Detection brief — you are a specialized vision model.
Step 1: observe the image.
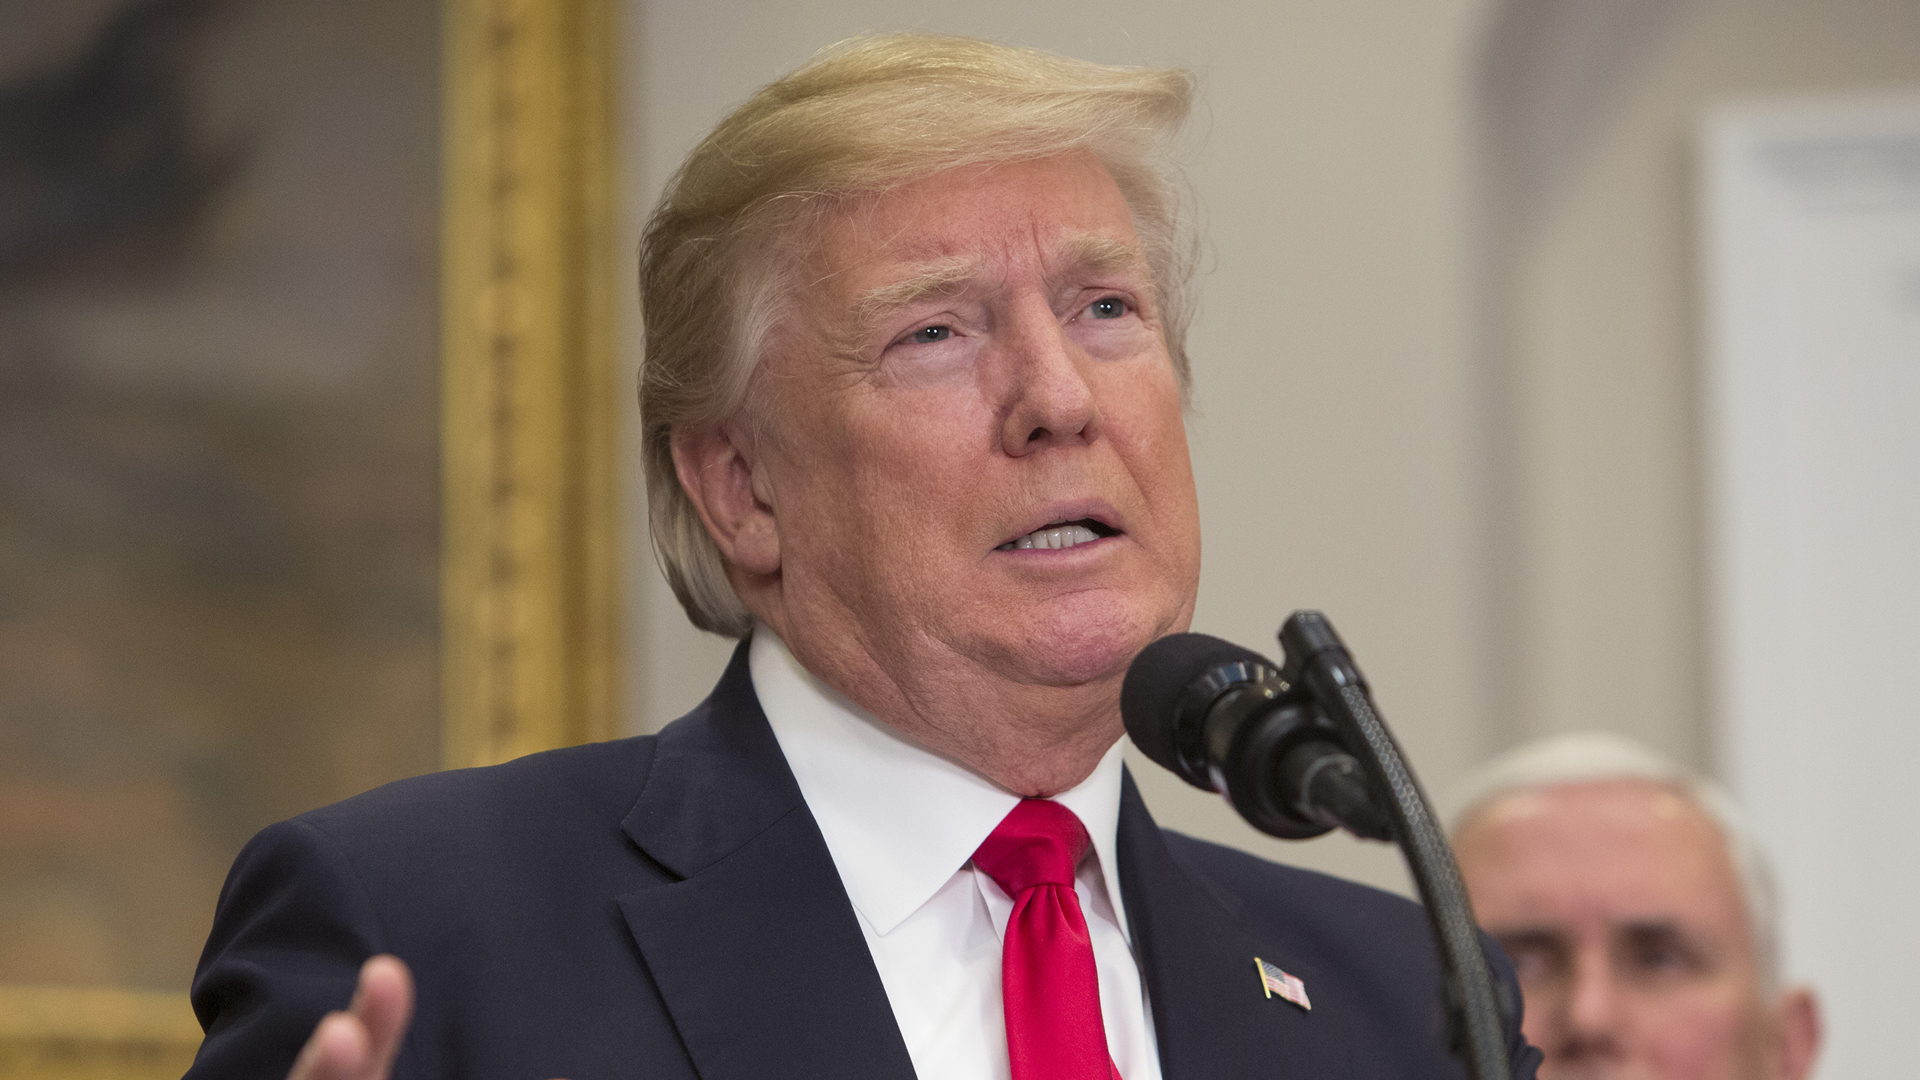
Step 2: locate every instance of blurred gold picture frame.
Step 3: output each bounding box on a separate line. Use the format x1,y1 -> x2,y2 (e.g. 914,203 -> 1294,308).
0,0 -> 619,1073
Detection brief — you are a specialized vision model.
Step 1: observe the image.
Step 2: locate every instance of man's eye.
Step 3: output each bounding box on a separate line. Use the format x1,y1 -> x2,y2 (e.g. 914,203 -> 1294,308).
1618,925 -> 1708,983
909,325 -> 952,344
1497,938 -> 1568,988
1627,939 -> 1693,975
1087,297 -> 1127,320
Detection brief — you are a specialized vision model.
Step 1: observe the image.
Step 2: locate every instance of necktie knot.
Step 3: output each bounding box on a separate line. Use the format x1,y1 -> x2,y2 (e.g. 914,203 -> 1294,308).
972,798 -> 1091,895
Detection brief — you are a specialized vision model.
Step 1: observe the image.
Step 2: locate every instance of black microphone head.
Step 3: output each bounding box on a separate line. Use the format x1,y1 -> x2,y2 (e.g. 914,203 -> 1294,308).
1122,632 -> 1278,787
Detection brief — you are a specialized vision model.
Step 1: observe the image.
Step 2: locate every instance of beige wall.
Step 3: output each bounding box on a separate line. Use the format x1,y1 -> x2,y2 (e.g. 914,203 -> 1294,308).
1481,0 -> 1920,767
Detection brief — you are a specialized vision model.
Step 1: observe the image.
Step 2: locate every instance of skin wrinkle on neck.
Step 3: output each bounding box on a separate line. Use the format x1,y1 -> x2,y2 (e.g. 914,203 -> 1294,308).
777,593 -> 1123,798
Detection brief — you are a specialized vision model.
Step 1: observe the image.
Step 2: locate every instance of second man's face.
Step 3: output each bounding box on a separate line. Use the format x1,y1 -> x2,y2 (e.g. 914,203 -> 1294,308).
1456,780 -> 1807,1080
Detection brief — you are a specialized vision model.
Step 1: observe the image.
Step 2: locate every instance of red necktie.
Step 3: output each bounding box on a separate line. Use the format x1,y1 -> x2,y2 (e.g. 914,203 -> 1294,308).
972,798 -> 1124,1080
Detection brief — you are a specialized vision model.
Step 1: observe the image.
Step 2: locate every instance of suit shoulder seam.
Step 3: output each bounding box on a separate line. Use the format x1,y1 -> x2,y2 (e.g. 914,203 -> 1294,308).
284,815 -> 396,954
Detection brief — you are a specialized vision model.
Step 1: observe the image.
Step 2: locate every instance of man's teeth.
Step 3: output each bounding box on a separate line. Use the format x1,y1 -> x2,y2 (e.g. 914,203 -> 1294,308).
999,523 -> 1101,551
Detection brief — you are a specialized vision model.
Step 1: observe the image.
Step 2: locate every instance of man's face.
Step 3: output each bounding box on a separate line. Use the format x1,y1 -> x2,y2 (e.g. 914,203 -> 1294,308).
1456,780 -> 1812,1080
745,151 -> 1201,703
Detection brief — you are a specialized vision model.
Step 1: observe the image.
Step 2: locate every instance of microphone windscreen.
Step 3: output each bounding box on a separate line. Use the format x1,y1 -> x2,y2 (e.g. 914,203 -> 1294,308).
1121,632 -> 1275,775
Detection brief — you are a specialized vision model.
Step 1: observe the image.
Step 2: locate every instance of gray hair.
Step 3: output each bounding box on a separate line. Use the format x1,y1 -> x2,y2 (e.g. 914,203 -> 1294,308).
1446,731 -> 1782,991
637,33 -> 1198,637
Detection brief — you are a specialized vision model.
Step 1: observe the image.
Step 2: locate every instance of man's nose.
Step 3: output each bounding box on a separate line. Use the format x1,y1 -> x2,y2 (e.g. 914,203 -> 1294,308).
1558,946 -> 1624,1057
997,299 -> 1100,456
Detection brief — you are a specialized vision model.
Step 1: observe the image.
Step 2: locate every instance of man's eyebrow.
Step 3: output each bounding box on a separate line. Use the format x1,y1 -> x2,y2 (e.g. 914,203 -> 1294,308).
822,257 -> 983,365
1050,233 -> 1150,281
853,235 -> 1149,323
849,256 -> 984,328
1489,926 -> 1568,950
1615,919 -> 1702,952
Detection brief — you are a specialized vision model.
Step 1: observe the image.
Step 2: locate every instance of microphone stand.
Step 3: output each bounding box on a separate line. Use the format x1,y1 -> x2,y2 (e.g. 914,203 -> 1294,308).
1278,612 -> 1511,1080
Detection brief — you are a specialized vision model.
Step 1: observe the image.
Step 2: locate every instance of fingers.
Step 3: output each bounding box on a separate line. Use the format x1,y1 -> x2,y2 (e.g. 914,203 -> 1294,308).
290,1011 -> 370,1080
351,955 -> 415,1076
287,955 -> 416,1080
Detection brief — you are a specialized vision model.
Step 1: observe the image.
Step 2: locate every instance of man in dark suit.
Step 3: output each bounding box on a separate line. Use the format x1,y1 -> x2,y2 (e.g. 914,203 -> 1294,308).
189,33 -> 1539,1080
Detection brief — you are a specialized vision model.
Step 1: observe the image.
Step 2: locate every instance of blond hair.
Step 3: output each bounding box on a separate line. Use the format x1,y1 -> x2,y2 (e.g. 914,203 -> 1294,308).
638,33 -> 1198,637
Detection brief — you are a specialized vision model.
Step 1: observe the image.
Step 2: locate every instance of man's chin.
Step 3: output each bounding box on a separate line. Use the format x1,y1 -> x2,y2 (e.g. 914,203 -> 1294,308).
974,606 -> 1166,688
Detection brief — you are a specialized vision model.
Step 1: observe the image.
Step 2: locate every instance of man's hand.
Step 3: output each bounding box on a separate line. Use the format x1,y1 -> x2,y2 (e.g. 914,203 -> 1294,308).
288,955 -> 414,1080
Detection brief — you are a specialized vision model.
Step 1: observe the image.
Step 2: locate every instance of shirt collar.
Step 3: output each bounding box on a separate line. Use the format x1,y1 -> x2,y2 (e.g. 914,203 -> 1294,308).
750,626 -> 1132,940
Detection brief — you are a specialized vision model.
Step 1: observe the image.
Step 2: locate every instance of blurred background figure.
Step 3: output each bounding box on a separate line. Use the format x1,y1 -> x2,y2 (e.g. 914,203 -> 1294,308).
1451,733 -> 1819,1080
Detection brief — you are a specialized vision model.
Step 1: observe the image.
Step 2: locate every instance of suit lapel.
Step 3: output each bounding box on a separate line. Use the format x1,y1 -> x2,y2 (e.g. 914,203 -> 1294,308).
617,648 -> 1360,1080
617,642 -> 916,1080
1118,770 -> 1354,1080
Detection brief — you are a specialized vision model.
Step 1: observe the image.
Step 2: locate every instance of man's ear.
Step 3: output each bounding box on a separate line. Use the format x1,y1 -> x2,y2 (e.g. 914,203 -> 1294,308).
1772,986 -> 1821,1080
670,422 -> 781,577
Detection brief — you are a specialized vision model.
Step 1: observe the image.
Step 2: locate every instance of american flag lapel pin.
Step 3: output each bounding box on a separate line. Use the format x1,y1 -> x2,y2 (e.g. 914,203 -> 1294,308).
1254,957 -> 1311,1011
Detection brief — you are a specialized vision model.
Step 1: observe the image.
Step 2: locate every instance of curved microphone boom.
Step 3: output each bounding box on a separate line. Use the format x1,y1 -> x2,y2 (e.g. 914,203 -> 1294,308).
1121,612 -> 1513,1080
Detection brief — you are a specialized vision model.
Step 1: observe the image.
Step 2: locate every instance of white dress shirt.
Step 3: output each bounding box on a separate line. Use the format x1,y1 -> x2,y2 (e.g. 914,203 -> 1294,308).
750,628 -> 1163,1080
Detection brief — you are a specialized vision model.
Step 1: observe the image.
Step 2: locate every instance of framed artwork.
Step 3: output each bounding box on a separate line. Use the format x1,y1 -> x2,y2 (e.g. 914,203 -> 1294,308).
0,0 -> 618,1073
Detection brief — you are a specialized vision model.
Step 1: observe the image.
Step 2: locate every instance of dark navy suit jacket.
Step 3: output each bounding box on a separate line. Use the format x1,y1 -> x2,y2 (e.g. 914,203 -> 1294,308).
188,643 -> 1541,1079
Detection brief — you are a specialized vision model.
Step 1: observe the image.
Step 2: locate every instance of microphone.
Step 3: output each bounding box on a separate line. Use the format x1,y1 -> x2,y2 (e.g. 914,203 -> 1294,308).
1123,614 -> 1514,1080
1120,632 -> 1393,842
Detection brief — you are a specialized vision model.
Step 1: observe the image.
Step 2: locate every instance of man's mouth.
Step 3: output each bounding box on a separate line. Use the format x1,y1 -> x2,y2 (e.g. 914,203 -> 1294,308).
995,518 -> 1119,552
